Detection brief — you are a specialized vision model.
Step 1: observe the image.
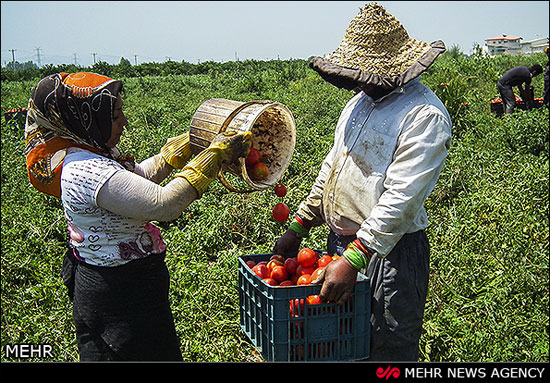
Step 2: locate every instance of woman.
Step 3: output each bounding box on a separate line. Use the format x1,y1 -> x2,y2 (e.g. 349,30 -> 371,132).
24,72 -> 250,361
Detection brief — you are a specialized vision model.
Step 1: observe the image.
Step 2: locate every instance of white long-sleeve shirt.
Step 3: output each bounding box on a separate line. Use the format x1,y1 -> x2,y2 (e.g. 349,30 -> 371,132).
296,77 -> 452,257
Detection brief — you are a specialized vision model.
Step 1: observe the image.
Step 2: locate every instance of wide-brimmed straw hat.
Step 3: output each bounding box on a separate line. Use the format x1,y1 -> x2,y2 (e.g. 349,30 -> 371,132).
310,2 -> 446,90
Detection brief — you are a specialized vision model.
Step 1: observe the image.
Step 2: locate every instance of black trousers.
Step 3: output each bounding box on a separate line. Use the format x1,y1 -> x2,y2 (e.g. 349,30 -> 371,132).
327,230 -> 430,361
62,249 -> 182,361
497,81 -> 516,114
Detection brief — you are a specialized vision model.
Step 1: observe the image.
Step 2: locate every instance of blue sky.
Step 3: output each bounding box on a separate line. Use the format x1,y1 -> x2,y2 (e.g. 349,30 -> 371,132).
1,1 -> 549,67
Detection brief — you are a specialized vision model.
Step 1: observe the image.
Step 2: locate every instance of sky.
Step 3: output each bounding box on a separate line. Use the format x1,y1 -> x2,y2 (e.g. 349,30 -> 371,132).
1,1 -> 549,67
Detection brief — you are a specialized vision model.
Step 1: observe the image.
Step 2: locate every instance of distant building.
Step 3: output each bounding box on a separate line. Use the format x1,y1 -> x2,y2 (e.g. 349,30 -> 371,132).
483,34 -> 549,56
520,37 -> 549,55
483,34 -> 522,56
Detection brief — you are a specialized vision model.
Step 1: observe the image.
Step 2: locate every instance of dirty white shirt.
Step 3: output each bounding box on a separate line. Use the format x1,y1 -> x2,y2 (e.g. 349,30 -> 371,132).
296,78 -> 452,257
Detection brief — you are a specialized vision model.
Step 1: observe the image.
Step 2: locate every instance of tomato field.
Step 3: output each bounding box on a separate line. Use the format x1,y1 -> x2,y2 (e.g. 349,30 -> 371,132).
1,49 -> 548,362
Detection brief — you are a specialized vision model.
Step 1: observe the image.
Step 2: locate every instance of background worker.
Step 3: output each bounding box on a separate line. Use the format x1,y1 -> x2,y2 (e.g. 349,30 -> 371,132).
275,3 -> 452,361
25,72 -> 251,361
497,64 -> 543,114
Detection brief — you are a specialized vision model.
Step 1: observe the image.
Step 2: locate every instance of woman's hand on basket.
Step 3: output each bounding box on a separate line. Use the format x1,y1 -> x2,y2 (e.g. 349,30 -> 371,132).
210,131 -> 252,164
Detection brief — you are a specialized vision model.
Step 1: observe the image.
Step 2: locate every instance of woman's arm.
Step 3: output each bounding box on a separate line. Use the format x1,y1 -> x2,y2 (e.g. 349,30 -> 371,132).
134,153 -> 174,184
96,170 -> 198,222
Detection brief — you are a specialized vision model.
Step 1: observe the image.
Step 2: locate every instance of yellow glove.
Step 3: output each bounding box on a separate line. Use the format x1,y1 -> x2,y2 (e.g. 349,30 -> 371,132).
161,133 -> 193,169
176,131 -> 252,196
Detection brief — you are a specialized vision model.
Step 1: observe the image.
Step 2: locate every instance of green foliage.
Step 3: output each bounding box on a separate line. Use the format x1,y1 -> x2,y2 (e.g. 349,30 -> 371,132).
1,53 -> 548,362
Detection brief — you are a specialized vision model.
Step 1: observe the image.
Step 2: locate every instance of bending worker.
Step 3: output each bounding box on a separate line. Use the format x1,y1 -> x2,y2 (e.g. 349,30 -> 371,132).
24,72 -> 251,361
275,3 -> 452,361
497,64 -> 543,114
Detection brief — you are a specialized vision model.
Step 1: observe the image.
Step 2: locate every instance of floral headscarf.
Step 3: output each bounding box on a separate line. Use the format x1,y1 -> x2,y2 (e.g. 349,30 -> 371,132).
24,72 -> 134,198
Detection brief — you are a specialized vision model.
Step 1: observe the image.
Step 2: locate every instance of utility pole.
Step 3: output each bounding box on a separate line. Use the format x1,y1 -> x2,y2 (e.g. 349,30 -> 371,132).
134,55 -> 138,65
35,47 -> 42,67
92,53 -> 97,65
9,49 -> 16,70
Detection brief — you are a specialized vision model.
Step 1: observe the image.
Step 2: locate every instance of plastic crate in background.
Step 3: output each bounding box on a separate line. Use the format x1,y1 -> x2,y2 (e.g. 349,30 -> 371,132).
238,252 -> 370,361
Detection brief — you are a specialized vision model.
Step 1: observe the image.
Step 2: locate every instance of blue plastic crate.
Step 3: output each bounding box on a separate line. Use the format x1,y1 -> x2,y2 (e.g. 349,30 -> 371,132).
238,252 -> 370,361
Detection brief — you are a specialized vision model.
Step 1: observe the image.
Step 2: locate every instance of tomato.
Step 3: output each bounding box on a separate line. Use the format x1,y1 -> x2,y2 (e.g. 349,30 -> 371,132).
317,254 -> 333,268
257,261 -> 268,267
289,298 -> 304,317
245,147 -> 261,167
271,265 -> 289,283
290,274 -> 299,285
297,274 -> 312,285
310,267 -> 324,282
297,248 -> 318,267
274,183 -> 287,197
246,260 -> 256,268
262,278 -> 278,286
251,162 -> 269,181
306,295 -> 323,305
272,203 -> 290,222
283,257 -> 299,276
332,255 -> 340,260
279,280 -> 294,287
296,264 -> 316,277
270,254 -> 285,263
267,259 -> 283,274
252,264 -> 269,279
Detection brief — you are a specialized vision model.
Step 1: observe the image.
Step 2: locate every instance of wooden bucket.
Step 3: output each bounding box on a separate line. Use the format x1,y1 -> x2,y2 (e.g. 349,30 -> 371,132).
189,98 -> 296,192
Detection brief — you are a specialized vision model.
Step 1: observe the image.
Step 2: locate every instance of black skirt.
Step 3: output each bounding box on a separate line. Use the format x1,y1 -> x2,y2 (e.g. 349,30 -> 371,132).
62,249 -> 183,361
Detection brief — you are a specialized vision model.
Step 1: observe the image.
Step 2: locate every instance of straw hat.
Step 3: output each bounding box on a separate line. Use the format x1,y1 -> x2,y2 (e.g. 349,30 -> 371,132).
310,2 -> 446,89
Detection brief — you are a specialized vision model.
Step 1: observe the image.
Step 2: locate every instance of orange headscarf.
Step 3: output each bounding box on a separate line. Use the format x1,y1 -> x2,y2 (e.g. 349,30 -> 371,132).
24,72 -> 126,197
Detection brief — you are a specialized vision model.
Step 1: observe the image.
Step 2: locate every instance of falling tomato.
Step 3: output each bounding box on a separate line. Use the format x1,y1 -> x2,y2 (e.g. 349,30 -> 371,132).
272,203 -> 290,222
274,184 -> 287,197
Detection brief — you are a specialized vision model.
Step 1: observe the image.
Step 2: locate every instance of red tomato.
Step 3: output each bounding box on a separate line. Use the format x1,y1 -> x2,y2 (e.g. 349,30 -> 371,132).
271,265 -> 288,283
279,280 -> 294,287
310,267 -> 324,282
263,278 -> 278,286
267,259 -> 283,274
297,274 -> 312,285
270,254 -> 285,263
317,255 -> 333,268
283,257 -> 299,276
289,298 -> 304,317
257,261 -> 268,267
252,264 -> 268,279
296,264 -> 316,277
306,295 -> 323,305
251,162 -> 269,181
274,183 -> 287,197
246,260 -> 256,269
245,147 -> 261,167
290,274 -> 299,285
297,248 -> 318,267
272,203 -> 290,222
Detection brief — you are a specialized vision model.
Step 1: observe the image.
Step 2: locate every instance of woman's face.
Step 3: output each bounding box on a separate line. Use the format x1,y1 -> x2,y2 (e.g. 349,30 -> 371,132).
106,97 -> 128,148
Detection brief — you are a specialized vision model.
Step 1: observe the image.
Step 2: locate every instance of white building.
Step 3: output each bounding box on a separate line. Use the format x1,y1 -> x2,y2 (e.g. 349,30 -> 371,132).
483,34 -> 549,56
520,37 -> 549,55
483,34 -> 522,56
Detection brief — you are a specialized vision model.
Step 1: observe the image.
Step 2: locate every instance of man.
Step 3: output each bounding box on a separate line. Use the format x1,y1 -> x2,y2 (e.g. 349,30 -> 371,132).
274,3 -> 452,361
497,64 -> 543,114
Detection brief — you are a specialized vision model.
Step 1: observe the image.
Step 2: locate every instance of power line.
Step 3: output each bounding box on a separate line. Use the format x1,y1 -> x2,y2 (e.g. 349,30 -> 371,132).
35,47 -> 42,67
9,49 -> 16,70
